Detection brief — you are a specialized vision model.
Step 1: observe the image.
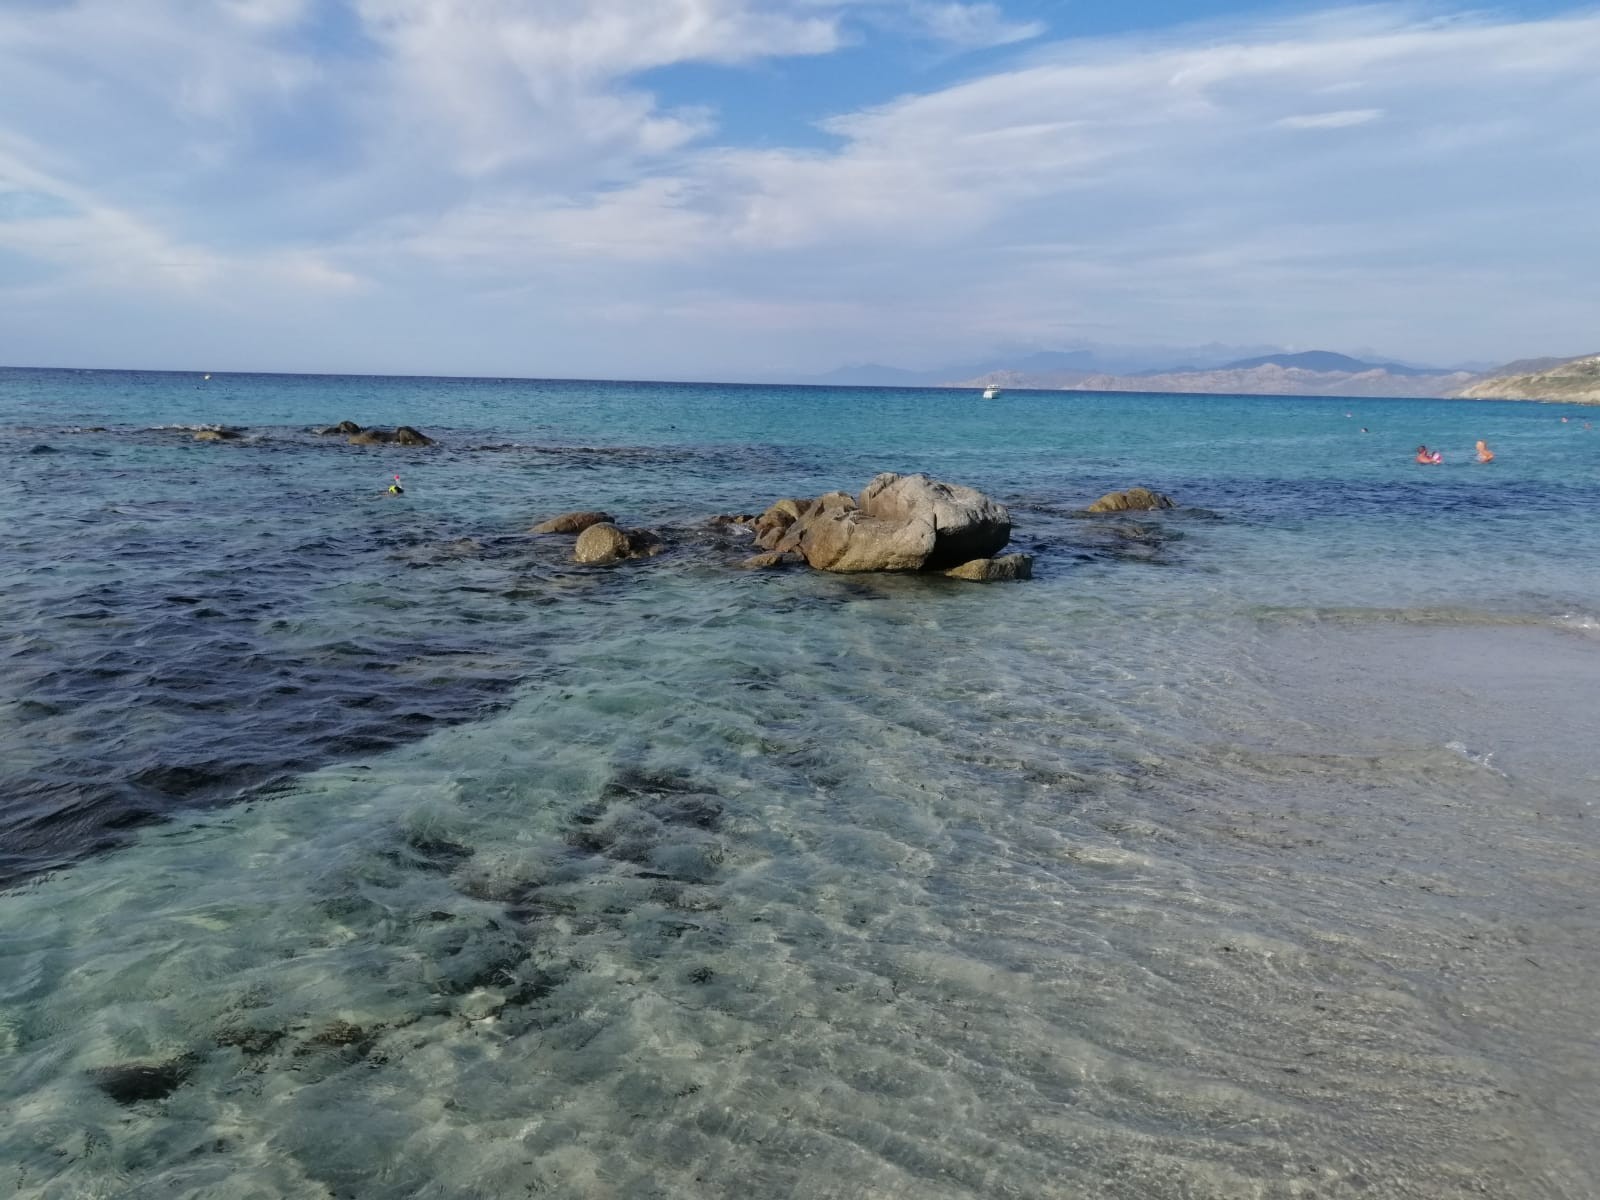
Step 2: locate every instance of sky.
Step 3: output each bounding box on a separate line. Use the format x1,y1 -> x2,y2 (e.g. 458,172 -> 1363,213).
1,0 -> 1597,379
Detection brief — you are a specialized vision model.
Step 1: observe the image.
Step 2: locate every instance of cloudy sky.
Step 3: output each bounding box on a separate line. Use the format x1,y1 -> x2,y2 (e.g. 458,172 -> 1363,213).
1,1 -> 1596,378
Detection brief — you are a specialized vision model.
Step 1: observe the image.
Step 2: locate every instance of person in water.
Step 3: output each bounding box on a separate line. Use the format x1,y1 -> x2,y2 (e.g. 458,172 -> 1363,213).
1415,445 -> 1443,464
1475,440 -> 1494,463
387,474 -> 404,495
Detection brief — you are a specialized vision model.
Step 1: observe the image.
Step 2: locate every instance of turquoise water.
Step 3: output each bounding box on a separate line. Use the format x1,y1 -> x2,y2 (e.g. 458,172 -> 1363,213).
2,368 -> 1598,1198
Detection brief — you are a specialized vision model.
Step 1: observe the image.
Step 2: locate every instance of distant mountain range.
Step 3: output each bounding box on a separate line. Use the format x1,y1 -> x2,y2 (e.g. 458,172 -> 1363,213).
793,343 -> 1283,388
938,350 -> 1600,401
796,347 -> 1600,401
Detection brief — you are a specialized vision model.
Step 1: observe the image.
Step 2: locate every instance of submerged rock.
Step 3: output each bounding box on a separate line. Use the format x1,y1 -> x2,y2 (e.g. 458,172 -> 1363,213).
779,473 -> 1012,573
394,425 -> 433,446
89,1055 -> 196,1104
1086,487 -> 1175,513
532,510 -> 614,535
943,553 -> 1033,581
316,420 -> 362,436
193,428 -> 242,442
740,550 -> 803,570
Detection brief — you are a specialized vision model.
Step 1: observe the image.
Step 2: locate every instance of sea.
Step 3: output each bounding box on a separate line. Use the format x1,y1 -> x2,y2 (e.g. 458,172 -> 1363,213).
2,366 -> 1597,1199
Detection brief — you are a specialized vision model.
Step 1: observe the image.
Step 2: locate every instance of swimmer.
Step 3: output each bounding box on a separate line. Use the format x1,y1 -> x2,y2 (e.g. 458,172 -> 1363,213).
1415,445 -> 1442,465
387,474 -> 404,495
1360,427 -> 1369,433
1475,440 -> 1494,463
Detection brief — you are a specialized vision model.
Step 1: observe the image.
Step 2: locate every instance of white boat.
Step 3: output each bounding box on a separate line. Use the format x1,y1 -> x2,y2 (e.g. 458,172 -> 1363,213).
982,384 -> 1001,399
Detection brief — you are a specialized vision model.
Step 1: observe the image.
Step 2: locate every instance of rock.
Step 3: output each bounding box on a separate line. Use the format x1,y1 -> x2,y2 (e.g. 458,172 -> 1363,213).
316,420 -> 362,435
789,473 -> 1011,572
532,510 -> 614,535
625,528 -> 664,557
574,523 -> 634,564
28,444 -> 57,454
193,428 -> 241,441
751,498 -> 814,549
943,554 -> 1033,581
740,550 -> 803,570
708,514 -> 758,527
1086,487 -> 1174,513
347,426 -> 434,446
89,1055 -> 196,1104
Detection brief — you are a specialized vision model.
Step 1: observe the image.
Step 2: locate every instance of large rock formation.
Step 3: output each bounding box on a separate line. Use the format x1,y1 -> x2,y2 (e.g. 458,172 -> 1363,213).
754,473 -> 1017,576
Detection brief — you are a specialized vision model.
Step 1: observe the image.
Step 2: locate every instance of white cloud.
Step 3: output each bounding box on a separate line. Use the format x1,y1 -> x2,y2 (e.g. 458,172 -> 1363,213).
2,4 -> 1599,374
1276,108 -> 1384,128
905,2 -> 1045,49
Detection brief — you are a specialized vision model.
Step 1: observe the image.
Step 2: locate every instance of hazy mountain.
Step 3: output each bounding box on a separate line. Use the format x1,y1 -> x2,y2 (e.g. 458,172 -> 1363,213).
1219,351 -> 1453,377
1459,354 -> 1600,401
791,342 -> 1281,387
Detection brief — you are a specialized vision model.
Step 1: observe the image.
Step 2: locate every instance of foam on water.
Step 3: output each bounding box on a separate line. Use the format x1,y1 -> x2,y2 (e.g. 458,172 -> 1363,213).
3,369 -> 1600,1197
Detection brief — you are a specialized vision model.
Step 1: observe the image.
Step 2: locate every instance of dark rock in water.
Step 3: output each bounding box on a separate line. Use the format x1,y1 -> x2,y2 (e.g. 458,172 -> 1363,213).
709,513 -> 757,528
193,428 -> 242,442
1086,487 -> 1175,513
532,510 -> 614,535
89,1054 -> 196,1104
348,426 -> 434,446
776,473 -> 1012,573
316,420 -> 362,435
28,444 -> 57,454
943,553 -> 1033,581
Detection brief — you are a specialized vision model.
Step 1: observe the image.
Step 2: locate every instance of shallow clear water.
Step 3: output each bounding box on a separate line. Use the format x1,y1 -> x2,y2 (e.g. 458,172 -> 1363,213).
2,368 -> 1597,1198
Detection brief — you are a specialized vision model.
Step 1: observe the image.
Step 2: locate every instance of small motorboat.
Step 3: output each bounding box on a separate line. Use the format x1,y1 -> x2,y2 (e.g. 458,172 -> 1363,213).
982,384 -> 1001,400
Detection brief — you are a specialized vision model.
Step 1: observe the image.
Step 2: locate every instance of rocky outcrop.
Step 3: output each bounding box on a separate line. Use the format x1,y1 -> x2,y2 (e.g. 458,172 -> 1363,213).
574,523 -> 662,565
316,420 -> 362,436
193,428 -> 242,442
531,510 -> 614,535
1086,487 -> 1174,513
348,425 -> 435,446
752,474 -> 1016,578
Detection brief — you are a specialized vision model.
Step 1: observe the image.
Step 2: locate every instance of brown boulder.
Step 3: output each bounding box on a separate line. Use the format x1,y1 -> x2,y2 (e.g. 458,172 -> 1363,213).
943,554 -> 1033,582
573,523 -> 662,564
574,523 -> 632,564
193,429 -> 242,442
394,426 -> 434,446
316,420 -> 362,435
1086,487 -> 1174,513
347,429 -> 392,445
532,510 -> 614,535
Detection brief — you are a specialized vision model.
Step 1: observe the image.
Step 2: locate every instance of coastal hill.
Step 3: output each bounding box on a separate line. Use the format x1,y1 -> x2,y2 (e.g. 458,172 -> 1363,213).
1458,354 -> 1600,401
